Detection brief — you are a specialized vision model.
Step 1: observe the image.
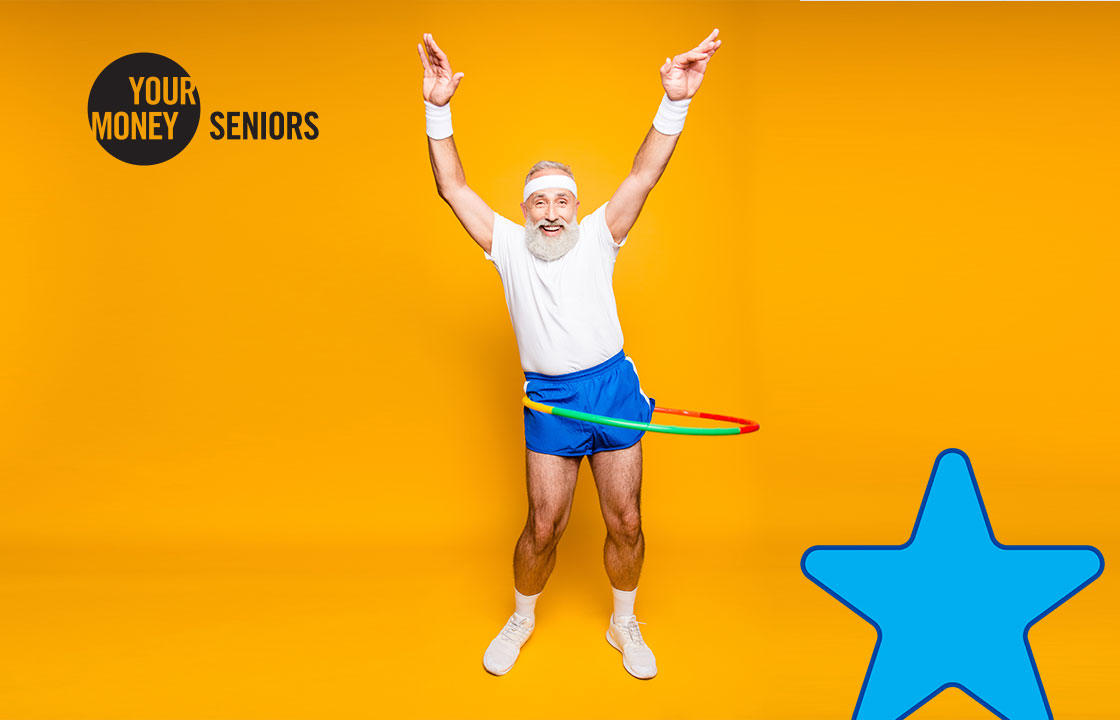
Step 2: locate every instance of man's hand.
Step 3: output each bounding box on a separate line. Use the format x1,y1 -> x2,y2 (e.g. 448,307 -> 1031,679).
418,32 -> 464,106
660,28 -> 721,101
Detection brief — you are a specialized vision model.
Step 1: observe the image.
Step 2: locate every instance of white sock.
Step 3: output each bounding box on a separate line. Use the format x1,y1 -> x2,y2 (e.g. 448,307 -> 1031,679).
514,588 -> 540,621
612,585 -> 637,623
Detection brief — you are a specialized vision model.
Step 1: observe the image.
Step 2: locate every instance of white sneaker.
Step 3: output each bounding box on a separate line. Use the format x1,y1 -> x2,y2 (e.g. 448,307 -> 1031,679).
606,614 -> 657,679
483,613 -> 535,676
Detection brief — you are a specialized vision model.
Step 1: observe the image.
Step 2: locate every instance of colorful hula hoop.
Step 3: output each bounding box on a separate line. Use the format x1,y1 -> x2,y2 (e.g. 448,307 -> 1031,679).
522,397 -> 759,436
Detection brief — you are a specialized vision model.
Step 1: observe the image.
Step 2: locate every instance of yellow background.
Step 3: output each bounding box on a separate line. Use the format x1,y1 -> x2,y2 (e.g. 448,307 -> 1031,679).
1,1 -> 1117,718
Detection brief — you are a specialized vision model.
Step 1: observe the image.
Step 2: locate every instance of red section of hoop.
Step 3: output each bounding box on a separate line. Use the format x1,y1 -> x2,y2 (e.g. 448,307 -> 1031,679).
653,406 -> 760,434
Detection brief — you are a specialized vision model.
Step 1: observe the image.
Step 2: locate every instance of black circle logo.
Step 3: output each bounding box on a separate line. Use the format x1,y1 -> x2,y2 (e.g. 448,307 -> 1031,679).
88,53 -> 201,165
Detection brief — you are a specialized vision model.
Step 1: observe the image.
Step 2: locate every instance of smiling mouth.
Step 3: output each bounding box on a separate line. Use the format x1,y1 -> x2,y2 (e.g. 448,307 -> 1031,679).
541,224 -> 563,235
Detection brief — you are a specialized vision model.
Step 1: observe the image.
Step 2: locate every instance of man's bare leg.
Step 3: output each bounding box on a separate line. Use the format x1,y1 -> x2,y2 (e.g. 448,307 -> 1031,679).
590,441 -> 657,679
484,449 -> 580,676
514,449 -> 581,594
589,442 -> 644,590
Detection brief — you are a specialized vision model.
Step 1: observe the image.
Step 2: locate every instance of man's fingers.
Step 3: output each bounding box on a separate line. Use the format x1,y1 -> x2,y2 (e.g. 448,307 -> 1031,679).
423,34 -> 447,69
666,29 -> 721,70
670,47 -> 714,68
428,34 -> 450,62
417,42 -> 432,73
692,28 -> 720,53
429,45 -> 452,72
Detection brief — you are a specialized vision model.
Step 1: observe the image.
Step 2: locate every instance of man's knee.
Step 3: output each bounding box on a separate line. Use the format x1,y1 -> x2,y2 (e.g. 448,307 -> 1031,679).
605,507 -> 642,546
527,509 -> 568,551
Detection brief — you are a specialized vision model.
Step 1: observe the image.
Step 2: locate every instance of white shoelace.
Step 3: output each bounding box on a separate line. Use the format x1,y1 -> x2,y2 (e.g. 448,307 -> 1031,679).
498,615 -> 532,644
620,618 -> 647,645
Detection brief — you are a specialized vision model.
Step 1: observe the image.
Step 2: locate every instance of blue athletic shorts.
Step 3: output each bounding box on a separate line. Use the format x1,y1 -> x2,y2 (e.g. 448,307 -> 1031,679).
523,350 -> 656,457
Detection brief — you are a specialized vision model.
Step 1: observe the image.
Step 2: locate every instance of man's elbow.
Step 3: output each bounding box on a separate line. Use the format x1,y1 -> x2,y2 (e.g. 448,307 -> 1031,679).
435,181 -> 457,205
435,176 -> 463,199
626,171 -> 659,199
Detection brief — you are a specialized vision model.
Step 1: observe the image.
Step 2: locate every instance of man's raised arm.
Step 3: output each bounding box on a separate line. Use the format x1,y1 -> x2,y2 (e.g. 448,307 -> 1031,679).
418,33 -> 495,253
605,29 -> 722,244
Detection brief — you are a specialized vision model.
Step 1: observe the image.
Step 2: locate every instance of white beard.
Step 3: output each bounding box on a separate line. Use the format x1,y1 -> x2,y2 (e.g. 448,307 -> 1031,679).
525,216 -> 580,261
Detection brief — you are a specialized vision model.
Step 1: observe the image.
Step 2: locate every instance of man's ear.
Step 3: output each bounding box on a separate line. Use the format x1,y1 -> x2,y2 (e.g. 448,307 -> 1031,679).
520,202 -> 528,219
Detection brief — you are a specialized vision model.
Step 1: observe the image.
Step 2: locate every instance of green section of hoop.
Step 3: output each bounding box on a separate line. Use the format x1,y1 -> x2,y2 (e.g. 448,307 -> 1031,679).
525,397 -> 745,436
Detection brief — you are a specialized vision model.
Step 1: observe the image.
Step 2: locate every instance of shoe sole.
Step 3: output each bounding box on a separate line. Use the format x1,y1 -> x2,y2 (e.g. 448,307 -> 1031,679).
483,658 -> 513,677
606,629 -> 657,680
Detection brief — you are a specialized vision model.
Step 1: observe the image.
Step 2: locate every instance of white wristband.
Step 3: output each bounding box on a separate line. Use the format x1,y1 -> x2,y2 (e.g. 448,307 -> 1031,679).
652,94 -> 691,135
425,100 -> 453,140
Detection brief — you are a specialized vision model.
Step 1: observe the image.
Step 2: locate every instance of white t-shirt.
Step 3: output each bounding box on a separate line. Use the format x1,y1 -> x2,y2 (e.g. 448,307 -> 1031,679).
485,202 -> 629,375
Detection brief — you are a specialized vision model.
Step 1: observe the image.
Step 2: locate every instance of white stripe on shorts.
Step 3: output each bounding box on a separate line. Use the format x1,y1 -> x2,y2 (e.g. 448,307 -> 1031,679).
625,356 -> 651,407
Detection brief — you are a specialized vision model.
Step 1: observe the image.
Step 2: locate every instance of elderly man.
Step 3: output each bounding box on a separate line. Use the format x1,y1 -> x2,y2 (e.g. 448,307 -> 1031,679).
418,29 -> 720,679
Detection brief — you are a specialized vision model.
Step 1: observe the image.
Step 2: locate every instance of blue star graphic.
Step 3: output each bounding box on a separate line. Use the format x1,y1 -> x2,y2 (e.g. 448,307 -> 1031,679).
801,449 -> 1103,720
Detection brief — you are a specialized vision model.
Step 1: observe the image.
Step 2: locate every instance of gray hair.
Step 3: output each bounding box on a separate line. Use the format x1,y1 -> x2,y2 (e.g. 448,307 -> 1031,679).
524,160 -> 574,186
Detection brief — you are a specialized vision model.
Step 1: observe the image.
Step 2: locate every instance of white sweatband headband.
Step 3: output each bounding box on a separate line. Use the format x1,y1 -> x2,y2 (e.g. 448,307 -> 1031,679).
424,100 -> 453,140
653,94 -> 692,135
522,175 -> 578,202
